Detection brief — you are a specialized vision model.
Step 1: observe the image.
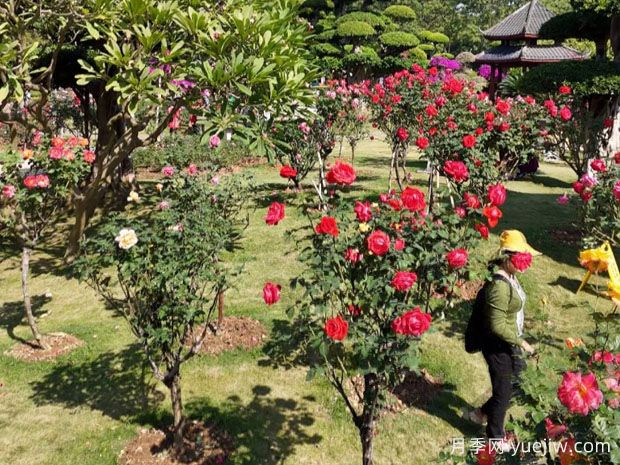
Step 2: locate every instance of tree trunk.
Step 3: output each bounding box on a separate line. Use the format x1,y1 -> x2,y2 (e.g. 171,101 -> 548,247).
351,142 -> 356,163
21,246 -> 48,349
168,372 -> 185,454
359,373 -> 379,465
217,291 -> 225,326
611,16 -> 620,63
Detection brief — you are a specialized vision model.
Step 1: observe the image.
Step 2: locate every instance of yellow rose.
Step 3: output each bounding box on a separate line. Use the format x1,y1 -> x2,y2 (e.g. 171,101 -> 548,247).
127,191 -> 140,203
156,183 -> 164,192
115,228 -> 138,250
359,222 -> 370,233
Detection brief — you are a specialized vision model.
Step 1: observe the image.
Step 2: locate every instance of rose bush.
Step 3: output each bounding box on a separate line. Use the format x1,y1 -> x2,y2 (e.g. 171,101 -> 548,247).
74,167 -> 249,453
0,136 -> 91,348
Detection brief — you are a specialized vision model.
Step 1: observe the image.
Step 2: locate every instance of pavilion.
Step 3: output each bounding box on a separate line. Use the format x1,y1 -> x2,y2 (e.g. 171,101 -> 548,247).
475,0 -> 587,97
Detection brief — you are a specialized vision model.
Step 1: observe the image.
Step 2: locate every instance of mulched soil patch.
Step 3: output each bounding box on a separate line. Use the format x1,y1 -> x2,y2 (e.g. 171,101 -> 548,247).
346,369 -> 443,416
119,421 -> 233,465
550,228 -> 582,246
6,332 -> 84,362
459,280 -> 484,301
190,317 -> 267,356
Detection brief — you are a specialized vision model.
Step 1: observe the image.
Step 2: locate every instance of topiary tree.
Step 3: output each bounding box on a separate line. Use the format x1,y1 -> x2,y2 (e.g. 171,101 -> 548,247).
379,31 -> 420,50
0,0 -> 315,257
75,167 -> 249,454
383,5 -> 417,21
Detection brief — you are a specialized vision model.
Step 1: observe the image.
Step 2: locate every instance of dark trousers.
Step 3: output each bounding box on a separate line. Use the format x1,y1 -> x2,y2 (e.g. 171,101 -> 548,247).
480,347 -> 525,439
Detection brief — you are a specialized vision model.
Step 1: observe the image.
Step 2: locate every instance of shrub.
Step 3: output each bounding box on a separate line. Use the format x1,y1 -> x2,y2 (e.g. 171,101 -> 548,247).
342,46 -> 382,68
336,12 -> 387,28
519,60 -> 620,96
75,168 -> 249,454
312,42 -> 342,56
379,31 -> 420,49
336,21 -> 377,38
455,51 -> 476,64
418,43 -> 435,52
383,5 -> 417,21
408,47 -> 429,61
539,10 -> 610,41
417,30 -> 450,44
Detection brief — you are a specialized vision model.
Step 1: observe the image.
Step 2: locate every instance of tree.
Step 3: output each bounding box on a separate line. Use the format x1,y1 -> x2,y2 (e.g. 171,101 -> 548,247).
75,167 -> 249,453
0,136 -> 91,349
0,0 -> 315,257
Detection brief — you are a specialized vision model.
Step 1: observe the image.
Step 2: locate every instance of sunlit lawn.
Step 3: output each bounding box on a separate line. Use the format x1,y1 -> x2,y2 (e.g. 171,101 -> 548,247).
0,137 -> 606,465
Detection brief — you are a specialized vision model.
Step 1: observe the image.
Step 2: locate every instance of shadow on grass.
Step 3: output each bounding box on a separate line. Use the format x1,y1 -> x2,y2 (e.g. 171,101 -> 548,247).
529,174 -> 572,190
0,294 -> 52,344
29,343 -> 162,420
419,382 -> 482,437
138,385 -> 322,465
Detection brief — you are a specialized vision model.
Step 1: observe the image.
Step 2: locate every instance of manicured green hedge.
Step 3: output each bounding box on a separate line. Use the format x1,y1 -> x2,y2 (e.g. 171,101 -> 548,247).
342,46 -> 381,67
383,5 -> 416,20
379,31 -> 420,48
336,21 -> 377,37
417,30 -> 450,44
408,47 -> 428,61
337,12 -> 387,28
312,43 -> 342,56
519,60 -> 620,96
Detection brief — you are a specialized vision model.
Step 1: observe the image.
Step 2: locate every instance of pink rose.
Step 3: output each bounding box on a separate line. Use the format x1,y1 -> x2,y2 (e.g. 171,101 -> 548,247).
265,202 -> 285,226
557,371 -> 603,415
2,184 -> 16,199
354,201 -> 372,222
209,134 -> 221,149
162,166 -> 175,177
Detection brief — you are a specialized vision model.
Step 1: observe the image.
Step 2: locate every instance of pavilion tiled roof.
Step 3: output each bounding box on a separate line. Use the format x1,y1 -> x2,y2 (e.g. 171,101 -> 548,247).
482,0 -> 556,40
475,45 -> 588,64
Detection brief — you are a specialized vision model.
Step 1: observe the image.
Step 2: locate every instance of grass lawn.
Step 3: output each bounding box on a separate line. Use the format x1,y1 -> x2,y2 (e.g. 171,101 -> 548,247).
0,137 -> 609,465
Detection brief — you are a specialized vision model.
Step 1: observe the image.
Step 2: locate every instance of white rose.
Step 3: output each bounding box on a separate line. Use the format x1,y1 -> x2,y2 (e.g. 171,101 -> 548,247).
127,191 -> 140,203
115,228 -> 138,250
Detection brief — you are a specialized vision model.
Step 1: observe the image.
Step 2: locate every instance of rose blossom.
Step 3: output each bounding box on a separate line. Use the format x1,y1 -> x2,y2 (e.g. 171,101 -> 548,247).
158,200 -> 170,211
544,418 -> 567,439
391,307 -> 431,337
391,271 -> 417,292
161,166 -> 175,177
475,223 -> 489,239
464,192 -> 481,209
443,160 -> 469,183
2,184 -> 16,199
263,282 -> 281,305
557,194 -> 570,205
557,371 -> 603,415
49,146 -> 64,160
487,183 -> 506,206
615,152 -> 620,164
326,161 -> 356,185
127,191 -> 140,203
51,136 -> 64,148
483,205 -> 503,228
279,165 -> 297,179
415,136 -> 429,150
354,201 -> 372,222
446,248 -> 468,269
265,202 -> 285,225
115,228 -> 138,250
401,187 -> 426,212
396,127 -> 409,141
187,164 -> 198,176
591,159 -> 606,172
462,134 -> 477,149
209,134 -> 221,149
83,150 -> 96,164
344,248 -> 363,263
315,216 -> 339,237
367,230 -> 391,256
394,238 -> 405,251
35,174 -> 50,188
559,106 -> 572,121
559,85 -> 572,94
324,315 -> 348,341
613,181 -> 620,202
510,252 -> 532,272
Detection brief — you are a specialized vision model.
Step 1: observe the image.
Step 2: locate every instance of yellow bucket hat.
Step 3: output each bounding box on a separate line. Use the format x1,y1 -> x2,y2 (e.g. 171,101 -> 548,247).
499,230 -> 542,256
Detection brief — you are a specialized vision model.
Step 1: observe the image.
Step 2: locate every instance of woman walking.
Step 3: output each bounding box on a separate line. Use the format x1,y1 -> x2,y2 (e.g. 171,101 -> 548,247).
466,230 -> 539,446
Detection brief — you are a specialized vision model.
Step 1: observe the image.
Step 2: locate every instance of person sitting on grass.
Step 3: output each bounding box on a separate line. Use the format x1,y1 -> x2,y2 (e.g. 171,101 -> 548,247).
464,230 -> 540,449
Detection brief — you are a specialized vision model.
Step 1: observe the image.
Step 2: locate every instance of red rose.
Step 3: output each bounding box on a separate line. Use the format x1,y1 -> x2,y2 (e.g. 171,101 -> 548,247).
476,443 -> 496,465
462,134 -> 477,149
315,216 -> 339,237
495,99 -> 511,115
391,307 -> 431,337
443,160 -> 469,183
475,127 -> 483,135
483,205 -> 503,228
324,315 -> 348,341
497,121 -> 510,132
279,165 -> 297,179
559,106 -> 572,121
265,202 -> 285,225
396,127 -> 409,142
590,159 -> 606,172
425,105 -> 438,117
348,305 -> 361,316
615,152 -> 620,164
83,150 -> 96,164
401,187 -> 426,212
344,248 -> 363,263
354,200 -> 372,222
415,136 -> 429,150
326,161 -> 356,185
580,191 -> 592,203
559,85 -> 572,95
388,198 -> 403,211
604,118 -> 614,129
367,230 -> 391,256
572,181 -> 585,194
475,223 -> 489,239
394,238 -> 405,251
23,175 -> 37,189
484,112 -> 495,123
36,174 -> 50,188
487,183 -> 507,206
510,252 -> 532,272
263,282 -> 281,305
446,248 -> 468,269
464,192 -> 481,209
391,271 -> 417,292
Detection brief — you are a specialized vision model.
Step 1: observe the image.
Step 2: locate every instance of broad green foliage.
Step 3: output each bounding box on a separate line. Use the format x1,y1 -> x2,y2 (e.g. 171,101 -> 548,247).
379,31 -> 420,49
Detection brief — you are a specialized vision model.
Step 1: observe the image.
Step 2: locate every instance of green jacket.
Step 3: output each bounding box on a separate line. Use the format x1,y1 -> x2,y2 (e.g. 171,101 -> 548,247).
483,276 -> 523,347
